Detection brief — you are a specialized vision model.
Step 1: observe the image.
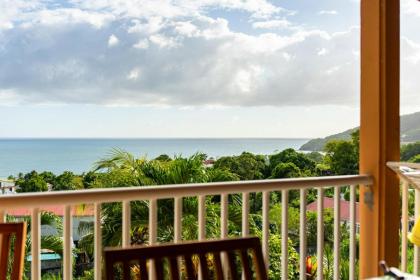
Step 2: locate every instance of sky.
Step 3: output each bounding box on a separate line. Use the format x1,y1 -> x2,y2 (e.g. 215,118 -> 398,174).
0,0 -> 419,138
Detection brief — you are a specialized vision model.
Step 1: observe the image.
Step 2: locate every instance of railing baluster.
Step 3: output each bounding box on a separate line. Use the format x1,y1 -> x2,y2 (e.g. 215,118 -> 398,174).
64,205 -> 73,280
241,192 -> 250,280
402,181 -> 409,272
242,192 -> 250,237
149,198 -> 158,244
262,191 -> 270,271
333,187 -> 341,280
415,188 -> 420,275
349,185 -> 356,280
300,189 -> 307,280
198,195 -> 206,280
174,197 -> 182,243
31,208 -> 41,280
94,203 -> 102,280
149,198 -> 158,280
221,194 -> 228,239
122,200 -> 131,247
282,190 -> 289,280
317,188 -> 324,280
198,195 -> 206,240
221,193 -> 229,278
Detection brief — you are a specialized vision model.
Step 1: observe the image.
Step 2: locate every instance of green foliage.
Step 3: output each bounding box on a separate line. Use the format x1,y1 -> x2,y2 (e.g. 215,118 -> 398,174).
16,171 -> 48,192
214,152 -> 266,180
207,168 -> 240,182
409,154 -> 420,163
305,152 -> 324,163
81,171 -> 98,189
323,130 -> 359,175
270,162 -> 302,179
154,154 -> 172,162
39,171 -> 56,184
53,171 -> 77,190
269,148 -> 315,175
401,142 -> 420,161
267,235 -> 300,279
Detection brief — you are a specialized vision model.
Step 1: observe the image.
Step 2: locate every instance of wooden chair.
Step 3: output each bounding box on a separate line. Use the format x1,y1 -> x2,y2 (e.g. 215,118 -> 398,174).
104,236 -> 267,280
0,222 -> 27,280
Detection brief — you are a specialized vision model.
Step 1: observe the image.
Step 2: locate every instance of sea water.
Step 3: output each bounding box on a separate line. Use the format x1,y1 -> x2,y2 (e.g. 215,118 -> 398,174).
0,138 -> 308,176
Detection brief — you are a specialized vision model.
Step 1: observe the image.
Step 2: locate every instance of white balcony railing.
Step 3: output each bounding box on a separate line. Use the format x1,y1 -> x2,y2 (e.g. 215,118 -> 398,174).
0,175 -> 372,280
389,162 -> 420,274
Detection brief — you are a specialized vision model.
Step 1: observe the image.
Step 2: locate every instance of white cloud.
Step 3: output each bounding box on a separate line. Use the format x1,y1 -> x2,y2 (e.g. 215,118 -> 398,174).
173,21 -> 198,37
149,34 -> 179,48
317,48 -> 328,56
108,34 -> 119,47
252,19 -> 291,29
402,0 -> 420,17
133,39 -> 150,49
6,0 -> 420,111
0,17 -> 361,107
128,17 -> 165,34
127,68 -> 141,80
318,10 -> 338,15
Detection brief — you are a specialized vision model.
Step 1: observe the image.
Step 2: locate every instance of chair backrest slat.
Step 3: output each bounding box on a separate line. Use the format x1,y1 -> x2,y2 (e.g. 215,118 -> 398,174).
198,253 -> 209,279
168,257 -> 180,280
123,261 -> 131,279
104,237 -> 267,280
239,249 -> 253,280
183,254 -> 196,280
0,223 -> 27,280
0,233 -> 12,278
227,251 -> 239,280
212,251 -> 224,280
154,258 -> 164,280
138,258 -> 148,279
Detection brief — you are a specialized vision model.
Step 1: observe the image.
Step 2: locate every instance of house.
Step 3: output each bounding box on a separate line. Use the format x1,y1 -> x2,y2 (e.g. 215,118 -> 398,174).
7,205 -> 94,242
0,178 -> 17,195
307,197 -> 360,230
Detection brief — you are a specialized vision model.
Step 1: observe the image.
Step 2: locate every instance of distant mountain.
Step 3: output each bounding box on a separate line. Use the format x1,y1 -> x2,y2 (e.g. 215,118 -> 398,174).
300,111 -> 420,151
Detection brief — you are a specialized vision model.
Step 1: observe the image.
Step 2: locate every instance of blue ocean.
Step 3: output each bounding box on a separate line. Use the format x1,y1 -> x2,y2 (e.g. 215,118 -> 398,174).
0,138 -> 308,176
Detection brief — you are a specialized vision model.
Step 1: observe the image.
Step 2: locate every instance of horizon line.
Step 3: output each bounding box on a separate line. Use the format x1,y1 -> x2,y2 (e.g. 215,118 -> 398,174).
0,137 -> 312,140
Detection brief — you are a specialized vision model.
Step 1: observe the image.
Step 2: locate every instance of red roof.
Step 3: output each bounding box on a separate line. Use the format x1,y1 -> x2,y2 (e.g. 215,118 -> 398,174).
307,197 -> 360,224
7,205 -> 94,217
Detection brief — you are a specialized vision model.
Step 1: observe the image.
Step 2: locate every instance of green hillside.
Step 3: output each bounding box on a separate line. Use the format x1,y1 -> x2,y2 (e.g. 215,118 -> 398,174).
300,111 -> 420,151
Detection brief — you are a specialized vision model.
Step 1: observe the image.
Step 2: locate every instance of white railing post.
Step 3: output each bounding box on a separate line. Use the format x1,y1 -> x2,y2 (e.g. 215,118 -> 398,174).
94,203 -> 102,280
317,188 -> 324,280
300,189 -> 307,280
262,191 -> 270,271
333,187 -> 341,280
64,205 -> 73,280
31,208 -> 41,280
149,198 -> 157,280
242,192 -> 250,237
242,192 -> 250,280
198,195 -> 206,240
221,193 -> 229,277
174,197 -> 182,243
122,200 -> 131,247
221,194 -> 228,238
198,195 -> 206,280
401,181 -> 409,272
282,190 -> 289,280
349,185 -> 356,280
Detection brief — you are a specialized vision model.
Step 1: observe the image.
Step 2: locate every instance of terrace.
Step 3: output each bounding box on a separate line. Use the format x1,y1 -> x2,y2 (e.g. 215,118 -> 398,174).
0,0 -> 412,279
